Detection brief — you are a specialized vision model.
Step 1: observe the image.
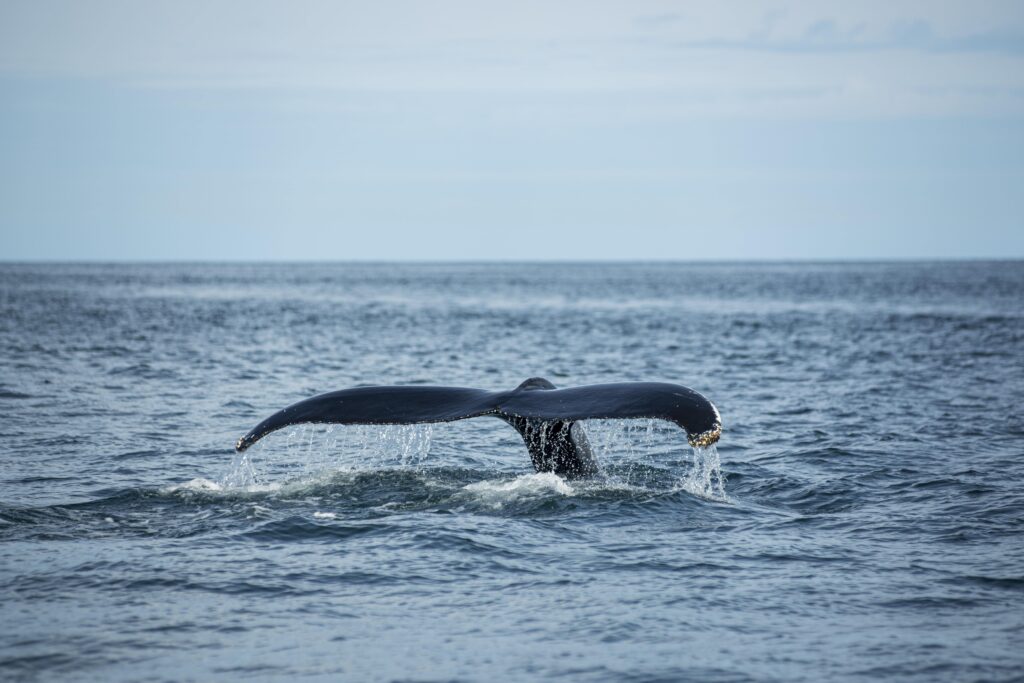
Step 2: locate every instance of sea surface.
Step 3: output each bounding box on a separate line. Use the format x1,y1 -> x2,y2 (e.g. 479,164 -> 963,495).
1,262 -> 1022,682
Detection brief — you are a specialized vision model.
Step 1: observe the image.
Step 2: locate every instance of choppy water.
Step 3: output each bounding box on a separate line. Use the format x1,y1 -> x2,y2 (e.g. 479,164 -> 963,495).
1,262 -> 1022,682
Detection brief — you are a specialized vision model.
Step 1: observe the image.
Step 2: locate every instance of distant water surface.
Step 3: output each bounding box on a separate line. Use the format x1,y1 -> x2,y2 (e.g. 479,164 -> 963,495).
1,262 -> 1022,682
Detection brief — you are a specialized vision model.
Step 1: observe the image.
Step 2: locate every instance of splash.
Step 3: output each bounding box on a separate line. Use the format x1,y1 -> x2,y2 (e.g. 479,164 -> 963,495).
218,423 -> 434,488
583,418 -> 728,501
211,418 -> 726,503
584,418 -> 661,461
680,444 -> 728,502
221,449 -> 257,488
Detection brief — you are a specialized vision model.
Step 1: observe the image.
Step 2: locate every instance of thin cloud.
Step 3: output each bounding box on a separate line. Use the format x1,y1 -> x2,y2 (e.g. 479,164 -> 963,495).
633,12 -> 683,30
675,20 -> 1024,55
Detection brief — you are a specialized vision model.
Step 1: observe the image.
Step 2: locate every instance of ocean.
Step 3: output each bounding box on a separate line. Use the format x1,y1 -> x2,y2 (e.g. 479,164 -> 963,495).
1,262 -> 1022,682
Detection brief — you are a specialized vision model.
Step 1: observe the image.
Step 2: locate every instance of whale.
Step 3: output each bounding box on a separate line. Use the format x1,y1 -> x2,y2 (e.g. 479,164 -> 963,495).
235,378 -> 722,477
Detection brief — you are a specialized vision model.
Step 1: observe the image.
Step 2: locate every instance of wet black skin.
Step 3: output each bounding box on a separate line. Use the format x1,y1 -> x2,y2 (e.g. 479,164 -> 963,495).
235,377 -> 721,478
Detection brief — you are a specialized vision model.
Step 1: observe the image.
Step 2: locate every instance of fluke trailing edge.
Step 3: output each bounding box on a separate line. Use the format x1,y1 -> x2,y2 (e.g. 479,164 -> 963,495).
235,378 -> 722,477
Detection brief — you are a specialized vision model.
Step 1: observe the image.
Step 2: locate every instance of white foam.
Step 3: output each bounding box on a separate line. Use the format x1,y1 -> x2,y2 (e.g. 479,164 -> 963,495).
162,477 -> 223,493
462,472 -> 574,508
313,511 -> 337,519
161,477 -> 283,496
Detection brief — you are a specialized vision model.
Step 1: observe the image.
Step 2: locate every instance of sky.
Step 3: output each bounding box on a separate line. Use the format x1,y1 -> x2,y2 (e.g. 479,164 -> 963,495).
1,0 -> 1022,260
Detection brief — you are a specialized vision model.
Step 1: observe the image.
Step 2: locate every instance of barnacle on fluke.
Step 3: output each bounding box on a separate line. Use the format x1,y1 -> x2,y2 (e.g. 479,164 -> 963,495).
688,423 -> 723,449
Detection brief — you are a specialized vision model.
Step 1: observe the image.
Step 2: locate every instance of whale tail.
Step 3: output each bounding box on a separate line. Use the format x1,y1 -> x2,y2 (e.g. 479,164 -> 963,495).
235,378 -> 721,477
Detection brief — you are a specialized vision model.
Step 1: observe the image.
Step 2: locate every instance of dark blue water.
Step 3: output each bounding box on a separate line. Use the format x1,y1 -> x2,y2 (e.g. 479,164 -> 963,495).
1,262 -> 1022,682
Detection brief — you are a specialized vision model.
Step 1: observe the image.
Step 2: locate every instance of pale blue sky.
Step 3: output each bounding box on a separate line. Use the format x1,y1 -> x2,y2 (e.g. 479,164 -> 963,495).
1,0 -> 1022,260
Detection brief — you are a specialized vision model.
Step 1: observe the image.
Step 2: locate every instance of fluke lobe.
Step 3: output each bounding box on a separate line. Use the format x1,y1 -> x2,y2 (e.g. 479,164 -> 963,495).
235,378 -> 722,478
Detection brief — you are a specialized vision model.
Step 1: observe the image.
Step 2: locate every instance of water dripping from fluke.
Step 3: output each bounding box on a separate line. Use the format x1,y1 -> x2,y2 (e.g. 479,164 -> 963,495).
212,418 -> 728,506
680,444 -> 729,503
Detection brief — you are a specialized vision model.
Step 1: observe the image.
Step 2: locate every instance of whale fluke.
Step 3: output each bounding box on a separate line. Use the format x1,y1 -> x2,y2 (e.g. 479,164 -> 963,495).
235,378 -> 721,477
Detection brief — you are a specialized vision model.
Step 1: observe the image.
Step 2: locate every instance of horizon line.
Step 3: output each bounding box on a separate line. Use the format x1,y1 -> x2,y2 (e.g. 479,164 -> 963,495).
1,257 -> 1022,266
